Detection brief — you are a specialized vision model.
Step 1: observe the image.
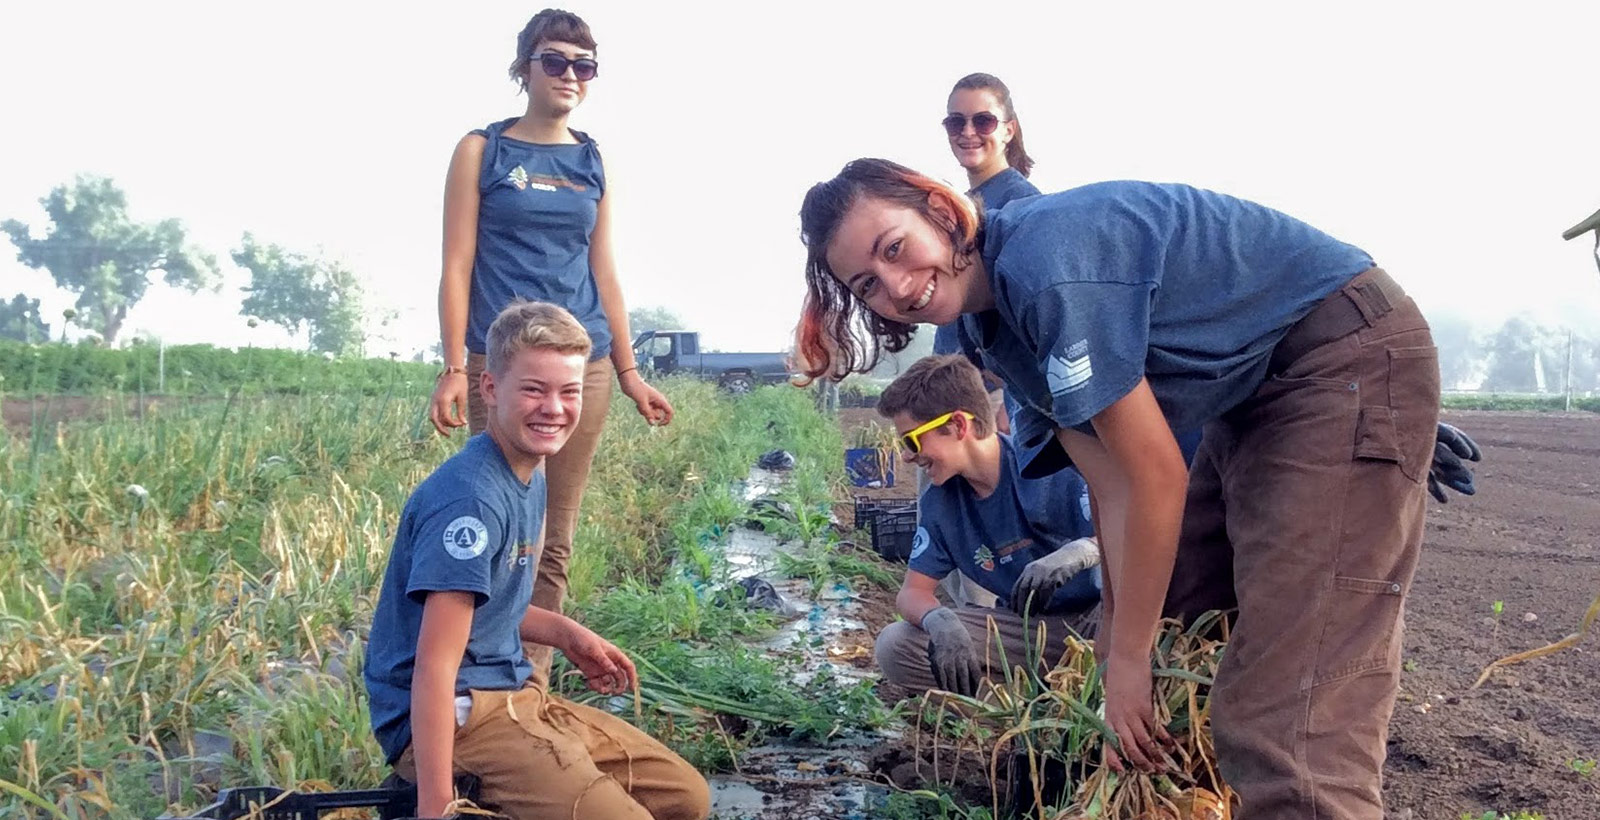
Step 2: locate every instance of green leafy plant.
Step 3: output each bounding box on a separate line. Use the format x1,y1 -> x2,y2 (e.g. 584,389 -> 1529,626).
1567,757 -> 1597,777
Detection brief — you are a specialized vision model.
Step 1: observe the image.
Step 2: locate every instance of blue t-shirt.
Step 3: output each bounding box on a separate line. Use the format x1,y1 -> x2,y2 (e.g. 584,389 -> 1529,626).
467,118 -> 611,360
363,433 -> 547,764
933,168 -> 1041,358
954,181 -> 1373,477
909,434 -> 1100,613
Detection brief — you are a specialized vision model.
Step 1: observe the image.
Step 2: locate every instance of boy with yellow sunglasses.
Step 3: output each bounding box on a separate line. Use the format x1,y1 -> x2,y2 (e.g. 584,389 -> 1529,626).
873,354 -> 1181,695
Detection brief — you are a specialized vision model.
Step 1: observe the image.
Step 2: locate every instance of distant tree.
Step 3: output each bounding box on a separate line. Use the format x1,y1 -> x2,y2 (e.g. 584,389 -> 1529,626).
1,175 -> 218,346
629,306 -> 684,337
233,233 -> 366,357
1427,313 -> 1481,390
0,293 -> 50,343
1481,316 -> 1568,392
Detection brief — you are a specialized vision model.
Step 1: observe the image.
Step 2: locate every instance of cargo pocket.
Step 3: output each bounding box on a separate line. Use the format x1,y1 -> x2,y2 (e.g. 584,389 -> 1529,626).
1353,405 -> 1404,465
1311,575 -> 1404,686
1386,346 -> 1441,483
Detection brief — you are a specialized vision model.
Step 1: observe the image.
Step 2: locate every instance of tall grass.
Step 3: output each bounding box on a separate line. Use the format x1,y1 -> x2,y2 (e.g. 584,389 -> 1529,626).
0,375 -> 858,819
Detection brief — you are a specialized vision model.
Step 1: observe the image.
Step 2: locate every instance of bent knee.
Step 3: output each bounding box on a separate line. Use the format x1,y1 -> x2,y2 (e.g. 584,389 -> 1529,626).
875,620 -> 929,686
658,773 -> 711,820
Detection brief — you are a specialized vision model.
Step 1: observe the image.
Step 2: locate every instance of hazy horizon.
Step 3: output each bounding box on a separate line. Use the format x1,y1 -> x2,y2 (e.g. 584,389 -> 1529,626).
4,1 -> 1598,359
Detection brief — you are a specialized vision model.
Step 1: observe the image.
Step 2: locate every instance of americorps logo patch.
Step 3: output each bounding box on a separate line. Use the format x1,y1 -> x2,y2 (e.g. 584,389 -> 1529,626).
909,527 -> 931,560
443,516 -> 490,560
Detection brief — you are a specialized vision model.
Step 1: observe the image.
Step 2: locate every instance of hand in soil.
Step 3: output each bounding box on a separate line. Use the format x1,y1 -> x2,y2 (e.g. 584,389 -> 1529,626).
1104,654 -> 1173,773
923,607 -> 982,696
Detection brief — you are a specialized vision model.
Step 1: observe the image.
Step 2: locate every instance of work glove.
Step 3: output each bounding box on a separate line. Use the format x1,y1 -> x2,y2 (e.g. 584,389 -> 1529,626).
1429,422 -> 1482,503
922,606 -> 982,696
1010,537 -> 1100,617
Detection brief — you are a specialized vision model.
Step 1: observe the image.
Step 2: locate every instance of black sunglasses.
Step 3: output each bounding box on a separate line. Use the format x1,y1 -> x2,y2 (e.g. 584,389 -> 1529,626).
537,52 -> 599,82
941,112 -> 1003,137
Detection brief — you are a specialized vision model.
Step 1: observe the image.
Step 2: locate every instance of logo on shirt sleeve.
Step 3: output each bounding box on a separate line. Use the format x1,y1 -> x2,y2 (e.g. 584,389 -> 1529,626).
909,527 -> 931,560
1047,339 -> 1093,396
443,516 -> 490,560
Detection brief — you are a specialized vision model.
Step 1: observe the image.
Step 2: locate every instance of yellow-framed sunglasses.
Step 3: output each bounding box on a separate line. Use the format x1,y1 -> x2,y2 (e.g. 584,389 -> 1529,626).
899,411 -> 975,455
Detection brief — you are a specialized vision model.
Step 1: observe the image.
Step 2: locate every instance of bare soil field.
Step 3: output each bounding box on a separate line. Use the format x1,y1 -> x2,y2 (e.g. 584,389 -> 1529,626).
840,407 -> 1600,818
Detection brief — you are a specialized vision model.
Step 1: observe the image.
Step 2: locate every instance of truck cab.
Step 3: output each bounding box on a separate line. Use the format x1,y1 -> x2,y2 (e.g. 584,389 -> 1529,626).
631,330 -> 793,393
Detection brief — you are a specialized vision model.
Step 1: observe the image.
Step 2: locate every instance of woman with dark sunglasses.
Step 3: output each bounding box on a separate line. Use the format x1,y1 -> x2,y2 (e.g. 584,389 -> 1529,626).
933,75 -> 1040,376
426,8 -> 673,683
795,158 -> 1442,819
943,73 -> 1038,215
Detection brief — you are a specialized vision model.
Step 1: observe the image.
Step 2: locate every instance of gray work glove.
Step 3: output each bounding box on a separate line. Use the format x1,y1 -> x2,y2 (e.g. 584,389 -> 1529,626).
922,606 -> 982,696
1010,537 -> 1100,617
1429,422 -> 1482,503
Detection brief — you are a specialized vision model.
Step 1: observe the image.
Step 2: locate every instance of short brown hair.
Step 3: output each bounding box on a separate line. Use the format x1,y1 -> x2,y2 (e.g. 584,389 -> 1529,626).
877,354 -> 994,438
486,299 -> 592,375
509,9 -> 597,92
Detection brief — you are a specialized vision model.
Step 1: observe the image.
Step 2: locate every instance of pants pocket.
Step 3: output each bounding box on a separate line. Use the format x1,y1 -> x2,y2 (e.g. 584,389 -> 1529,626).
1386,345 -> 1441,483
1311,575 -> 1404,686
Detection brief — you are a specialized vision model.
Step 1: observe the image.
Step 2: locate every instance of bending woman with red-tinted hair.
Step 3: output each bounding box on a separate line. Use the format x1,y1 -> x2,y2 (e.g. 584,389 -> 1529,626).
795,157 -> 1439,819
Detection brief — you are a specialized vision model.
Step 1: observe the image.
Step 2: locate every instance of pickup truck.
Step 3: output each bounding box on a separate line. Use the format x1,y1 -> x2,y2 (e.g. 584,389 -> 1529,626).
631,330 -> 793,393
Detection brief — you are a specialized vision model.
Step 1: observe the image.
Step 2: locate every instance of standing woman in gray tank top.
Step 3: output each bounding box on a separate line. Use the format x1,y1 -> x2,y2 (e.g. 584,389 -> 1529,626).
426,8 -> 673,683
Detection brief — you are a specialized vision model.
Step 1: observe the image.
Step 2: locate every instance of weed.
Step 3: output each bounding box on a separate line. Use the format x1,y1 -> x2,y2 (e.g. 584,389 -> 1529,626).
1567,757 -> 1597,777
776,540 -> 899,599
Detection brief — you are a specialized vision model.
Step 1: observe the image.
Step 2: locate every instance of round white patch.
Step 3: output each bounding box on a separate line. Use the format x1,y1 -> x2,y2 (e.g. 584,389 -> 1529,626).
443,516 -> 490,560
909,527 -> 931,560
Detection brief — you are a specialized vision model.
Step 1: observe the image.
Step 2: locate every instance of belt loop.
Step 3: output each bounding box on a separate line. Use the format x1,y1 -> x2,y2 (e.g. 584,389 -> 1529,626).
1346,271 -> 1393,327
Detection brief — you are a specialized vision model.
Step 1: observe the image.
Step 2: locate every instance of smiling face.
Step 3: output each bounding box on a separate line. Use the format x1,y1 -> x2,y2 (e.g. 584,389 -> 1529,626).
946,87 -> 1014,178
526,39 -> 593,116
481,347 -> 587,469
892,411 -> 971,486
823,195 -> 973,327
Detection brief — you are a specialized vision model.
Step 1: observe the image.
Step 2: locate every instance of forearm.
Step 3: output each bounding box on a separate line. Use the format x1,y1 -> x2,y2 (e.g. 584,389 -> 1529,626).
1105,473 -> 1184,664
438,267 -> 471,368
593,265 -> 637,372
518,604 -> 577,648
897,586 -> 944,628
410,666 -> 460,815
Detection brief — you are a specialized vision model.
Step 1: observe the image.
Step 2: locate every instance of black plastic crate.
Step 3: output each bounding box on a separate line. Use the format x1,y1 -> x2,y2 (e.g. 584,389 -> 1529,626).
854,497 -> 918,561
161,775 -> 481,820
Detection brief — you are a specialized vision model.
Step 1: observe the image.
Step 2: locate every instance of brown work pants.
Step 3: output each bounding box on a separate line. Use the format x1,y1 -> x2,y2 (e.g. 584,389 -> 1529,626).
467,353 -> 614,686
395,686 -> 710,820
1163,268 -> 1440,819
875,603 -> 1101,694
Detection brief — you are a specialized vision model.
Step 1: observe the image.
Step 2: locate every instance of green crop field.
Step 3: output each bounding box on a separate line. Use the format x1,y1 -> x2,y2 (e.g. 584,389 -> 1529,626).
0,365 -> 901,820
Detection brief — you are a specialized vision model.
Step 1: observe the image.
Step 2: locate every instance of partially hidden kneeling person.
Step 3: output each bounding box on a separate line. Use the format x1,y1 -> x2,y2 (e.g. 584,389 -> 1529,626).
874,355 -> 1124,696
365,300 -> 709,820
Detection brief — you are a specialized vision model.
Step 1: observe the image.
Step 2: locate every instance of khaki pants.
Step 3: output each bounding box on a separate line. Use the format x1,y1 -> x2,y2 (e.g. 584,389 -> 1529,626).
468,353 -> 615,686
1163,268 -> 1439,819
396,686 -> 709,820
875,604 -> 1100,694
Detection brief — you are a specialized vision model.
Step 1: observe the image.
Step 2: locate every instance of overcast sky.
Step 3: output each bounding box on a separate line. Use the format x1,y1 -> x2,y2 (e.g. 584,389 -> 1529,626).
3,1 -> 1598,356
